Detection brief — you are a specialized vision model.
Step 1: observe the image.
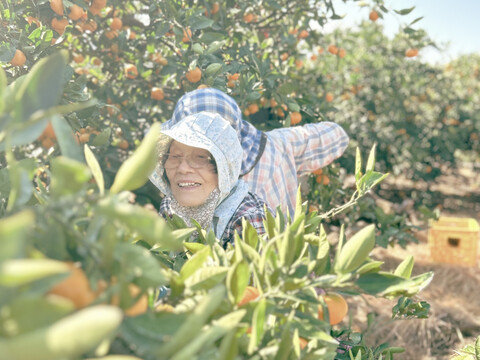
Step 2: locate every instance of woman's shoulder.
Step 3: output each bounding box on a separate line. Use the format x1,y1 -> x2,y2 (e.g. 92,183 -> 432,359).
233,192 -> 271,218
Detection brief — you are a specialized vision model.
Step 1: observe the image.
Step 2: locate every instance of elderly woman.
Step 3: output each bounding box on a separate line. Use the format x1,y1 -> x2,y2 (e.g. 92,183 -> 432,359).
149,111 -> 269,246
163,88 -> 349,216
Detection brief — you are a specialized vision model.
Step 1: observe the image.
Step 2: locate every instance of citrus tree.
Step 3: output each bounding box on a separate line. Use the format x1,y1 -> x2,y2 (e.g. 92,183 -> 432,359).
0,1 -> 442,358
0,50 -> 434,359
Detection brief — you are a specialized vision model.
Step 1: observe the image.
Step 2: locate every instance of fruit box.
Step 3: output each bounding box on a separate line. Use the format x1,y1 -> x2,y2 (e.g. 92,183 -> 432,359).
428,217 -> 480,266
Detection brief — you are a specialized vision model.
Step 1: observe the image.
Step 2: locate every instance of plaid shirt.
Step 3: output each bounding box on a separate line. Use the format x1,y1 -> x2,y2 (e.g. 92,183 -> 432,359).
242,122 -> 349,216
220,191 -> 269,246
159,192 -> 269,246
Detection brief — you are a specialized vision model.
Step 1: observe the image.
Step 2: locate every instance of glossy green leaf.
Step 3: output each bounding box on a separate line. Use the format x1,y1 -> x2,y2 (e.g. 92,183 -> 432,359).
51,115 -> 83,162
365,144 -> 376,172
0,210 -> 35,262
84,144 -> 104,195
226,260 -> 250,305
0,258 -> 70,286
14,50 -> 67,123
115,243 -> 166,287
184,266 -> 228,291
179,245 -> 211,280
334,224 -> 376,274
154,286 -> 225,358
110,122 -> 160,194
0,296 -> 75,337
0,67 -> 6,114
394,255 -> 414,278
248,298 -> 266,354
0,305 -> 122,360
50,156 -> 91,197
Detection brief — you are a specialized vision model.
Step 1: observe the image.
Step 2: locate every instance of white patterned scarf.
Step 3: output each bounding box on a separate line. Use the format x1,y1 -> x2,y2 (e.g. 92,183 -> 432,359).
168,188 -> 221,231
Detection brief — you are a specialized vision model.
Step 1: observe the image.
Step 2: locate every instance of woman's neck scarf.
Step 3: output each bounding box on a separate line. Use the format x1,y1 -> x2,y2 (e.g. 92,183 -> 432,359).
168,188 -> 221,231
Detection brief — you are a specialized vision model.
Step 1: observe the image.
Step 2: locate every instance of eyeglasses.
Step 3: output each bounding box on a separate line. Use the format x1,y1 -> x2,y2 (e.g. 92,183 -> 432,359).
162,153 -> 215,169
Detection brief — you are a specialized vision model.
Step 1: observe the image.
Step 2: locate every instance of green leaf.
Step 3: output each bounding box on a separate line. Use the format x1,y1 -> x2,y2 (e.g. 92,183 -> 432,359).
179,246 -> 211,280
14,50 -> 68,123
0,296 -> 75,337
0,210 -> 35,262
205,63 -> 223,77
394,6 -> 415,15
0,258 -> 70,287
474,336 -> 480,360
205,40 -> 225,54
0,67 -> 6,113
226,260 -> 250,305
7,158 -> 35,210
188,15 -> 214,30
182,241 -> 205,254
0,305 -> 123,360
52,115 -> 83,162
110,122 -> 160,194
184,266 -> 228,291
365,144 -> 376,172
50,156 -> 91,197
154,286 -> 225,358
355,147 -> 362,182
248,298 -> 266,354
278,82 -> 298,95
394,255 -> 414,278
114,243 -> 166,288
334,224 -> 376,274
356,261 -> 383,275
356,271 -> 434,297
84,145 -> 104,195
97,198 -> 182,251
90,127 -> 111,147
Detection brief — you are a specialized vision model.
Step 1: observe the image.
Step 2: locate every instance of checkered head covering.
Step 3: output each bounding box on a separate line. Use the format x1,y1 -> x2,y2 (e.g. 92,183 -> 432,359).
163,88 -> 264,175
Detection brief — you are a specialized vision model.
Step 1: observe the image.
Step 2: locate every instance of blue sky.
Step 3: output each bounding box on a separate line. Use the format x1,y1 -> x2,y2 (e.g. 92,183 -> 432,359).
325,0 -> 480,64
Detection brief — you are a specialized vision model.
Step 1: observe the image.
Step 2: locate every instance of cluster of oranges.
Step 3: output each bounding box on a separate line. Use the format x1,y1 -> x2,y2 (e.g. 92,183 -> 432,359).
74,126 -> 100,144
48,262 -> 148,316
312,168 -> 330,185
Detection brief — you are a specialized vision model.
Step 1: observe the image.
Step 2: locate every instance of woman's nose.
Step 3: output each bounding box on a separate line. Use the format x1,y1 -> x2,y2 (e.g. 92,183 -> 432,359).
176,156 -> 194,172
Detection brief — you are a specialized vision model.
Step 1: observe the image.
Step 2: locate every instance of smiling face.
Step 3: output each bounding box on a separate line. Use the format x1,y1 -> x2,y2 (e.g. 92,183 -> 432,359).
165,141 -> 218,207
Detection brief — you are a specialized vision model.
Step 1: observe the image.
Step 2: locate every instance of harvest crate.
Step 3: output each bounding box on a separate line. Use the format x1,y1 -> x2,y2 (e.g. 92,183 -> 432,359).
428,217 -> 480,266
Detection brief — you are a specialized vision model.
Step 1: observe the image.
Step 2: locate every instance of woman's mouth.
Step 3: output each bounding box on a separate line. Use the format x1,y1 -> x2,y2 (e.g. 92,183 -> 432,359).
177,182 -> 201,188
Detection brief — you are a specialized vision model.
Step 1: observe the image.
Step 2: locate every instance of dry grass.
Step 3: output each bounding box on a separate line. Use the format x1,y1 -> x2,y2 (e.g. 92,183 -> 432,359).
348,238 -> 480,359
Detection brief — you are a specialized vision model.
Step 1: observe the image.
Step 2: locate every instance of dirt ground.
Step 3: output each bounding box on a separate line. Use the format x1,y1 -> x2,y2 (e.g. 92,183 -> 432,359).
348,162 -> 480,359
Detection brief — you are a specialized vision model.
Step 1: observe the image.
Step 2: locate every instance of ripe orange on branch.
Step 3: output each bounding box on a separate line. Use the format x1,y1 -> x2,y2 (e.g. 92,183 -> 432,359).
243,13 -> 255,23
48,262 -> 96,308
327,44 -> 338,55
318,292 -> 348,325
186,67 -> 202,83
290,111 -> 302,125
50,0 -> 64,16
110,17 -> 123,30
369,10 -> 379,21
316,174 -> 330,185
51,17 -> 69,35
9,49 -> 26,66
405,48 -> 419,58
68,4 -> 86,21
124,64 -> 138,79
150,87 -> 165,100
